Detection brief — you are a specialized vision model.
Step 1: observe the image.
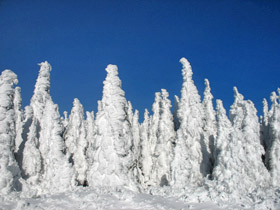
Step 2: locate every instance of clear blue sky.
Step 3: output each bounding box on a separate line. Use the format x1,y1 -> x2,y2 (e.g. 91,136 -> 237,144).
0,0 -> 280,120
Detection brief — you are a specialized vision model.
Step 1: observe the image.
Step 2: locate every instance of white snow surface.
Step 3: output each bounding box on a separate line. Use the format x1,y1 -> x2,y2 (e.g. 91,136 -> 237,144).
1,186 -> 280,210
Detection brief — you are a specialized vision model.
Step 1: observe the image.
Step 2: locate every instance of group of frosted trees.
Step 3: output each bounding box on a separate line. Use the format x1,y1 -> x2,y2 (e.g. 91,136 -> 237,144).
0,58 -> 279,197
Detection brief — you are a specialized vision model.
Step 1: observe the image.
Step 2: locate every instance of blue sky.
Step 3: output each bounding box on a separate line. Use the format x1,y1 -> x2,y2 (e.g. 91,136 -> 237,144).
0,0 -> 280,120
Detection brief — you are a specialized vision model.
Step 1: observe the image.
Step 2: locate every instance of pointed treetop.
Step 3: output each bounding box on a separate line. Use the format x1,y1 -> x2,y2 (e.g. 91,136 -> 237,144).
161,89 -> 169,99
105,64 -> 118,76
216,99 -> 226,116
144,109 -> 149,120
73,98 -> 81,106
204,78 -> 210,88
180,57 -> 193,80
233,86 -> 244,104
38,61 -> 52,73
270,91 -> 278,105
1,70 -> 18,85
203,79 -> 213,101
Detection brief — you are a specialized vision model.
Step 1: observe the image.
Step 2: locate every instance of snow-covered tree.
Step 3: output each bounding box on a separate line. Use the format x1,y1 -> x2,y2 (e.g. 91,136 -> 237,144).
213,87 -> 270,195
127,101 -> 134,126
173,95 -> 180,131
230,88 -> 269,187
85,110 -> 96,186
138,109 -> 152,188
14,87 -> 23,154
202,79 -> 217,175
39,100 -> 76,193
30,61 -> 52,120
266,91 -> 280,186
260,98 -> 270,152
212,100 -> 237,194
171,58 -> 205,188
21,61 -> 53,184
62,111 -> 69,128
87,64 -> 137,190
22,118 -> 42,186
0,70 -> 21,194
64,98 -> 88,185
151,89 -> 175,187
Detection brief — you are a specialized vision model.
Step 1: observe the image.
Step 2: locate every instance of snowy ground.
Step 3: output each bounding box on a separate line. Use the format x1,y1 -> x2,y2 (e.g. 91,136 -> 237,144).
1,187 -> 280,210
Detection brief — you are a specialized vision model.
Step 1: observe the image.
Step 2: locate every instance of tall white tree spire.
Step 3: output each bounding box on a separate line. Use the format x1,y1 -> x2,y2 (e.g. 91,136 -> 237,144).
172,58 -> 205,188
87,64 -> 137,190
14,87 -> 24,153
39,101 -> 76,194
64,98 -> 88,185
151,89 -> 175,187
30,61 -> 52,120
0,70 -> 21,194
202,79 -> 217,175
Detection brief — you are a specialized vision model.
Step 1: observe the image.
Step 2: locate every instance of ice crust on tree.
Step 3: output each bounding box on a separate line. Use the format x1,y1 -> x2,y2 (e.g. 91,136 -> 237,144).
85,111 -> 96,185
151,89 -> 175,187
87,64 -> 137,190
0,70 -> 21,194
139,109 -> 153,188
202,79 -> 217,175
64,98 -> 88,185
212,88 -> 270,196
30,61 -> 52,120
172,58 -> 205,188
265,90 -> 280,186
39,101 -> 75,194
14,87 -> 24,154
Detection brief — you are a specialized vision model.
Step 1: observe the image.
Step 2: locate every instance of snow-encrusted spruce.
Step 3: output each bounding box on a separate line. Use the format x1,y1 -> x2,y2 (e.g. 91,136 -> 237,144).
30,61 -> 52,120
171,58 -> 205,188
39,100 -> 76,194
139,109 -> 153,188
87,64 -> 138,191
131,109 -> 142,185
127,101 -> 134,126
211,100 -> 236,195
260,98 -> 270,152
266,91 -> 280,186
64,98 -> 88,186
151,89 -> 175,187
22,117 -> 42,187
202,79 -> 217,175
147,92 -> 161,187
0,70 -> 21,194
213,88 -> 270,197
85,110 -> 96,185
14,86 -> 24,154
173,95 -> 180,131
62,111 -> 69,128
230,88 -> 270,188
21,61 -> 53,185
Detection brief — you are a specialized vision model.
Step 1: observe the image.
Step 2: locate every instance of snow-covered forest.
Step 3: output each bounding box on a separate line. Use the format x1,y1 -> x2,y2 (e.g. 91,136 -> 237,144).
1,58 -> 280,209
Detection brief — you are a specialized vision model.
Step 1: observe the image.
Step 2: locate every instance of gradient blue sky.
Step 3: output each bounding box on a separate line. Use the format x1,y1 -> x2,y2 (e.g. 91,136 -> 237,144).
0,0 -> 280,119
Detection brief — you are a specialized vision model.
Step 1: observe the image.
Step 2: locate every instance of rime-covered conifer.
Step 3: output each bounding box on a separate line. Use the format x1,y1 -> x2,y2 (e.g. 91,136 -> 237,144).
139,109 -> 152,188
14,87 -> 23,153
202,79 -> 217,175
266,91 -> 280,186
172,58 -> 205,188
39,101 -> 75,193
87,64 -> 137,190
64,98 -> 88,185
173,95 -> 180,131
0,70 -> 21,194
151,89 -> 175,187
22,118 -> 42,187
